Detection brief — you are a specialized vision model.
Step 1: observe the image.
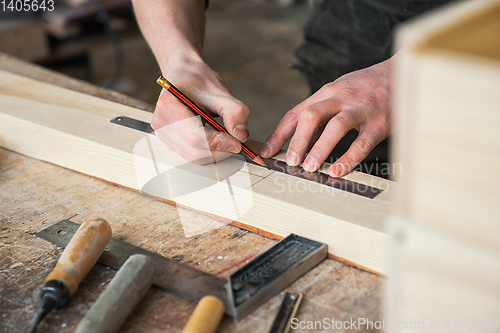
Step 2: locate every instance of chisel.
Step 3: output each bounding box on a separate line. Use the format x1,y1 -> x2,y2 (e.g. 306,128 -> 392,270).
22,218 -> 112,333
75,254 -> 156,333
36,220 -> 327,323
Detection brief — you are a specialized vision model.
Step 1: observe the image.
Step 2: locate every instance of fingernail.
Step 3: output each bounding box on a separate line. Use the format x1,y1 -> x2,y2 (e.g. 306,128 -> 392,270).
303,157 -> 318,172
229,145 -> 241,154
286,150 -> 299,166
233,125 -> 248,142
330,163 -> 346,177
260,142 -> 271,158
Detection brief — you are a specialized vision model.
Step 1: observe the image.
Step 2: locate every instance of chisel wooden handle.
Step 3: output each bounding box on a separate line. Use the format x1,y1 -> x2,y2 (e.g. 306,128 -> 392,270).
22,218 -> 112,333
182,296 -> 225,333
43,218 -> 112,306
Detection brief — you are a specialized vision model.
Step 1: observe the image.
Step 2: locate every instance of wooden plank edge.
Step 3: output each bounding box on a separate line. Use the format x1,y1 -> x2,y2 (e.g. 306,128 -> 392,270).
0,53 -> 155,112
150,194 -> 385,276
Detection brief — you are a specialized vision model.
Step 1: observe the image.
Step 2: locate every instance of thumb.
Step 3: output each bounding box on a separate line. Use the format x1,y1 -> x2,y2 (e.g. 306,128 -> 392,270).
214,97 -> 250,142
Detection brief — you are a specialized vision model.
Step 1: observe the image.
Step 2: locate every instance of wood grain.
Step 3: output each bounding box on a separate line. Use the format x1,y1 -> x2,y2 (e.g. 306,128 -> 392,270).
393,0 -> 500,252
389,1 -> 500,331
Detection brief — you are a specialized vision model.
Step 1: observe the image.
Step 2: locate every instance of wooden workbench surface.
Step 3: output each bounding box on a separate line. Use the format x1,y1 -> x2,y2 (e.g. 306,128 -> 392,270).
0,55 -> 384,333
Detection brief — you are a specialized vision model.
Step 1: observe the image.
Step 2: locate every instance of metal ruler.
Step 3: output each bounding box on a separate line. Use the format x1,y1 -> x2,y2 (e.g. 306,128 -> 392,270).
110,116 -> 383,199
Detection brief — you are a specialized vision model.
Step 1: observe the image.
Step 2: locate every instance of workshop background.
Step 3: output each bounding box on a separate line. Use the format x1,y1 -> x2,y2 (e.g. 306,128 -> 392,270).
0,0 -> 310,145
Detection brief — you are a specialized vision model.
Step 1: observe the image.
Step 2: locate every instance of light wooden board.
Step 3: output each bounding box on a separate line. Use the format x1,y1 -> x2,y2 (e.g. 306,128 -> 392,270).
0,69 -> 395,275
0,52 -> 155,112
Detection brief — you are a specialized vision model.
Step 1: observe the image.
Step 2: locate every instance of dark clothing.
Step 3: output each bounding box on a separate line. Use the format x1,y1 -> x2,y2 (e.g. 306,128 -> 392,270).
296,0 -> 453,178
297,0 -> 453,93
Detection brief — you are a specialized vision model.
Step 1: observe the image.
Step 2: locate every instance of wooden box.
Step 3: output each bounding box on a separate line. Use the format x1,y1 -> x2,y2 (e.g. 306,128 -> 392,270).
388,0 -> 500,331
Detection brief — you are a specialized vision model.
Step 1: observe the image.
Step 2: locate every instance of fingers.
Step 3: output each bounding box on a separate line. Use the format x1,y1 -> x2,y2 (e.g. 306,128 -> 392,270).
154,88 -> 242,151
151,60 -> 252,165
217,99 -> 250,142
287,98 -> 361,167
260,108 -> 300,158
187,72 -> 250,143
301,109 -> 364,172
262,59 -> 393,175
286,103 -> 327,166
155,121 -> 234,165
260,83 -> 344,159
152,89 -> 193,130
328,125 -> 384,177
204,128 -> 241,153
159,82 -> 250,147
261,102 -> 381,177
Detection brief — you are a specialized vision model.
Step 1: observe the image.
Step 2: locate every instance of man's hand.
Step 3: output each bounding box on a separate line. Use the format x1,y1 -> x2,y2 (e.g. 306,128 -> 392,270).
261,55 -> 395,177
133,0 -> 249,164
152,60 -> 250,164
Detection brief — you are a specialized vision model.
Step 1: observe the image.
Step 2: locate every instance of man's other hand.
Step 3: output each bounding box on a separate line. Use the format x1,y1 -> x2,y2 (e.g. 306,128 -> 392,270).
261,55 -> 395,177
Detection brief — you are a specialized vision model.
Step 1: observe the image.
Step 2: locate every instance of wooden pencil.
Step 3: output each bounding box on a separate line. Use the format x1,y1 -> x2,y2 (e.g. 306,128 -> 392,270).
157,76 -> 267,168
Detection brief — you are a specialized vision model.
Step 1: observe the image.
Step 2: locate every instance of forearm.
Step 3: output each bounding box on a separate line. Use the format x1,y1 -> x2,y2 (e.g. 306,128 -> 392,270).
134,0 -> 250,153
132,0 -> 206,74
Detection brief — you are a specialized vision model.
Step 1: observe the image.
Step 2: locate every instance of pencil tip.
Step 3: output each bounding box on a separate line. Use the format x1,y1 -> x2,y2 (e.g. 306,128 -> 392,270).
253,156 -> 269,169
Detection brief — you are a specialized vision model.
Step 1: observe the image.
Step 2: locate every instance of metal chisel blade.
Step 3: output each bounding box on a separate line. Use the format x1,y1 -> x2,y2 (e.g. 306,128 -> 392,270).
35,220 -> 231,315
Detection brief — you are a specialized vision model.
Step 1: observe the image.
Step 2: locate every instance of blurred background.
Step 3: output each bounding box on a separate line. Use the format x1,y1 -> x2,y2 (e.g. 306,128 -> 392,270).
0,0 -> 310,145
